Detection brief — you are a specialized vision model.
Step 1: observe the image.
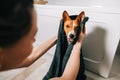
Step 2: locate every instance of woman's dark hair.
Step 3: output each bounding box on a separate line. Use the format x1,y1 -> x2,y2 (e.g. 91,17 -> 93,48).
0,0 -> 33,47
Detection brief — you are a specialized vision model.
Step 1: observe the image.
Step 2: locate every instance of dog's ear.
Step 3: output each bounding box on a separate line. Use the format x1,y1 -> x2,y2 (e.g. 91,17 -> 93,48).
76,11 -> 85,22
62,11 -> 71,21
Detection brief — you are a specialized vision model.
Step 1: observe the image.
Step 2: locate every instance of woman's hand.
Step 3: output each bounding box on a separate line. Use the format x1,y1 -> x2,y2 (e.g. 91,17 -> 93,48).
75,26 -> 86,48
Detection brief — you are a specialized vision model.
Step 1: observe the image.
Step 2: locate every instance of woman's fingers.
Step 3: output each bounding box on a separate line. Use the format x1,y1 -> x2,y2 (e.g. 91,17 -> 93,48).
80,26 -> 86,39
82,26 -> 86,34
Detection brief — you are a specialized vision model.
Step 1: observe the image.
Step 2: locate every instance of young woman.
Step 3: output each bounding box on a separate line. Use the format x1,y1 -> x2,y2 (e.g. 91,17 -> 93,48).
0,0 -> 86,80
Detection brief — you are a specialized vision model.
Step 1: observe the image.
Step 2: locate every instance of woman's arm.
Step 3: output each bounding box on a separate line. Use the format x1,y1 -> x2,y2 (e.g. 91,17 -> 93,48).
51,26 -> 86,80
61,42 -> 82,80
19,35 -> 57,67
51,42 -> 82,80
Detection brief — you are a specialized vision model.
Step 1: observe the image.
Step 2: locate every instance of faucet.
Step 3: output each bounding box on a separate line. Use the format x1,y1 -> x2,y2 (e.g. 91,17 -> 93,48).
34,0 -> 48,4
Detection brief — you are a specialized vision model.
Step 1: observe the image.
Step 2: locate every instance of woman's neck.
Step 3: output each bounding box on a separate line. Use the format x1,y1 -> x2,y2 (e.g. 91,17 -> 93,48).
0,52 -> 22,71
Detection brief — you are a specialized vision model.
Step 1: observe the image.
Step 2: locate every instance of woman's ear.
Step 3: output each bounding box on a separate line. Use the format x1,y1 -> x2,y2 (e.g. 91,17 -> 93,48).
0,47 -> 2,55
0,47 -> 3,57
0,48 -> 2,70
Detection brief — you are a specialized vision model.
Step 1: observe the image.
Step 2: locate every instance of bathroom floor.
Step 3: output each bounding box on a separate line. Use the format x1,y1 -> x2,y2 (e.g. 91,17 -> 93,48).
0,53 -> 119,80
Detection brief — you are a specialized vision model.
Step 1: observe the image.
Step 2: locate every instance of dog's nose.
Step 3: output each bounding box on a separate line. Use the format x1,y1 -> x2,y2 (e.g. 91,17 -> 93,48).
69,34 -> 74,38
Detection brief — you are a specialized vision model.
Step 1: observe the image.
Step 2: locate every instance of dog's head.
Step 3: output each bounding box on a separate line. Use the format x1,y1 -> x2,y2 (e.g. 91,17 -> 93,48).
63,11 -> 85,44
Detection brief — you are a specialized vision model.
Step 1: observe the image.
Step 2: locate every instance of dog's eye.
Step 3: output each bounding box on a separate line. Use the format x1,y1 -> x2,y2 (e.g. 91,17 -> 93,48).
66,25 -> 70,28
75,27 -> 79,31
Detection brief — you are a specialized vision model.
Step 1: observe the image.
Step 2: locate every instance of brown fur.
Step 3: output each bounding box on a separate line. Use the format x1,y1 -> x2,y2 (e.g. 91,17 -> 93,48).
62,11 -> 85,43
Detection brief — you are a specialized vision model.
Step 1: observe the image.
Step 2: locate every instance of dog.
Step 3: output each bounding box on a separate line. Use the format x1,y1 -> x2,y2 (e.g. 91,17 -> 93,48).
62,11 -> 85,44
43,11 -> 87,80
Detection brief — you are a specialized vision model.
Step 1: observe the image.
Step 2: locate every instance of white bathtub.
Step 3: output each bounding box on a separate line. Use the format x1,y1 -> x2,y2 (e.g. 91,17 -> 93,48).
34,0 -> 120,78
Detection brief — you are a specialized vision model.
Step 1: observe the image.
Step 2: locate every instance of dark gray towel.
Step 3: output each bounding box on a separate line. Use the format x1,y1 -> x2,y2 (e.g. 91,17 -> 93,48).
43,15 -> 88,80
